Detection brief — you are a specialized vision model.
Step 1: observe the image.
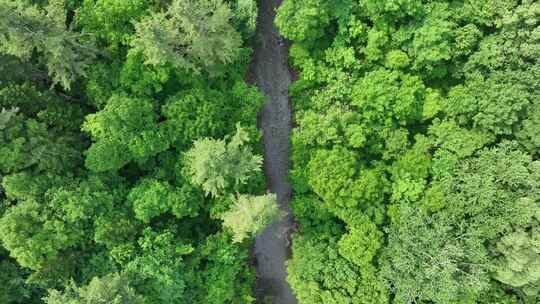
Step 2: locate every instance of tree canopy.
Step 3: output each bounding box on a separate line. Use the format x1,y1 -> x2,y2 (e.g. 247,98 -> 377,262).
1,0 -> 539,303
278,0 -> 540,303
0,0 -> 265,303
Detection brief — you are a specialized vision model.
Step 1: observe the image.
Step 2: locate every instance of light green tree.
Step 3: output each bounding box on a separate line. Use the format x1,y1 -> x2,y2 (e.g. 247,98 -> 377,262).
131,0 -> 242,74
221,193 -> 282,243
0,0 -> 95,89
185,124 -> 262,197
494,223 -> 540,302
338,218 -> 383,267
44,273 -> 145,304
76,0 -> 149,48
0,107 -> 18,130
382,142 -> 540,304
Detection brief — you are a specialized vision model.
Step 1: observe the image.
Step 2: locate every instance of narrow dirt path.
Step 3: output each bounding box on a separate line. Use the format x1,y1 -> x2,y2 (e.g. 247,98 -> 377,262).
249,0 -> 297,303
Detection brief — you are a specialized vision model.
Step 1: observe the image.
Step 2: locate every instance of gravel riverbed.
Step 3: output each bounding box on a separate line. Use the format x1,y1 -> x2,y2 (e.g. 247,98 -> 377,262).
249,0 -> 297,303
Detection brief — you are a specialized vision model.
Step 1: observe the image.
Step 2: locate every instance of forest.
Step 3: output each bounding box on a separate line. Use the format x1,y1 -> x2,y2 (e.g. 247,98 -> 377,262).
0,0 -> 539,304
277,0 -> 539,303
0,0 -> 277,303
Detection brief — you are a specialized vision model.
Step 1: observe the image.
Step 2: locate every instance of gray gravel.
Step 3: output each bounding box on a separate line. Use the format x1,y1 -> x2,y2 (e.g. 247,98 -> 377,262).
249,0 -> 297,303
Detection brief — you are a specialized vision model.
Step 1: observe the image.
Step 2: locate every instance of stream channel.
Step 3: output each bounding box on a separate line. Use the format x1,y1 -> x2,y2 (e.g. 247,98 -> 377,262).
249,0 -> 297,303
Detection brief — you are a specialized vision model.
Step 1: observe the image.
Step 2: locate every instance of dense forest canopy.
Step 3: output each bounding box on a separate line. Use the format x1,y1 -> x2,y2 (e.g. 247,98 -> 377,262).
0,0 -> 275,303
0,0 -> 539,304
276,0 -> 539,303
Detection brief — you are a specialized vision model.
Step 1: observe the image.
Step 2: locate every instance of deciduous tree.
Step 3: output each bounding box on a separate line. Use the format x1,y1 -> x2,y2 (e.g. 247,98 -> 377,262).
185,124 -> 262,197
221,193 -> 281,243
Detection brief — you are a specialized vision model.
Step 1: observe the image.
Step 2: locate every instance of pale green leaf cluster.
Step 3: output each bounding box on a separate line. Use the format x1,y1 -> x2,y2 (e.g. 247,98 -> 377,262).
45,273 -> 145,304
0,0 -> 95,89
494,222 -> 540,299
185,124 -> 262,197
0,107 -> 18,130
131,0 -> 242,74
221,193 -> 282,243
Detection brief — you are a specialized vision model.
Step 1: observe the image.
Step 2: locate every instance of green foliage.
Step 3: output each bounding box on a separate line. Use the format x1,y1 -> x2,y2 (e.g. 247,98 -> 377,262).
0,0 -> 96,89
338,217 -> 382,267
289,195 -> 342,236
307,146 -> 357,205
131,0 -> 242,74
517,101 -> 540,155
409,2 -> 454,78
76,0 -> 149,48
0,176 -> 118,273
221,193 -> 281,243
0,0 -> 262,302
2,0 -> 538,302
388,136 -> 431,203
124,228 -> 193,303
384,50 -> 410,70
278,0 -> 540,302
0,253 -> 37,304
162,88 -> 229,146
127,178 -> 179,223
2,172 -> 68,202
382,142 -> 540,304
445,71 -> 535,136
127,178 -> 200,223
0,107 -> 18,130
428,119 -> 493,158
231,0 -> 258,36
185,232 -> 256,304
381,204 -> 488,304
0,116 -> 82,174
0,83 -> 85,175
352,69 -> 425,130
275,0 -> 333,42
44,273 -> 145,304
438,142 -> 539,240
288,234 -> 388,304
293,103 -> 361,149
119,50 -> 171,97
162,82 -> 263,148
185,124 -> 262,197
493,221 -> 540,301
359,0 -> 423,20
82,94 -> 169,172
